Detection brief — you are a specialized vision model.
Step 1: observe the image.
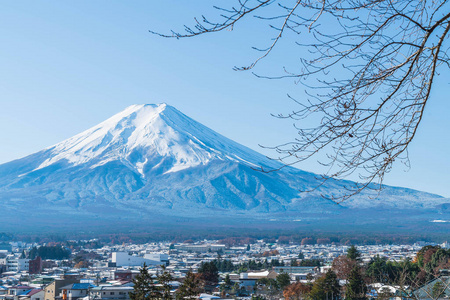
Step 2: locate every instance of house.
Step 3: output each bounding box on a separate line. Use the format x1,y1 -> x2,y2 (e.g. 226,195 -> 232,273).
0,286 -> 8,296
5,287 -> 42,300
230,271 -> 278,283
31,276 -> 55,286
89,286 -> 133,300
57,283 -> 95,300
227,270 -> 278,291
113,270 -> 139,281
18,289 -> 44,300
368,283 -> 402,299
0,286 -> 9,300
8,287 -> 34,297
44,278 -> 78,300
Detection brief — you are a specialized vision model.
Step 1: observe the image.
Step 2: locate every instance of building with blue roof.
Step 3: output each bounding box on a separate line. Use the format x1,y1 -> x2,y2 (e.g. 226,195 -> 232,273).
57,283 -> 96,300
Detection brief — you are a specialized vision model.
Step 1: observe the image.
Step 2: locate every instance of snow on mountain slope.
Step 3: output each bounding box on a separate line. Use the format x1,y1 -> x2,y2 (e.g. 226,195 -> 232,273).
32,104 -> 273,176
0,103 -> 448,228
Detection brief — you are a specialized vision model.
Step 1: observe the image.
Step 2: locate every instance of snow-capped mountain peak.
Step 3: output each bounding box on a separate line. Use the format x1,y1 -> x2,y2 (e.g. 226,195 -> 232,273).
33,104 -> 262,175
0,103 -> 447,232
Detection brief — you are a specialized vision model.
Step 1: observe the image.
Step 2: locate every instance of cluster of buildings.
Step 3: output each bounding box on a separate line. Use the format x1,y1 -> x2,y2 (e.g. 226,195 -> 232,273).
0,240 -> 447,300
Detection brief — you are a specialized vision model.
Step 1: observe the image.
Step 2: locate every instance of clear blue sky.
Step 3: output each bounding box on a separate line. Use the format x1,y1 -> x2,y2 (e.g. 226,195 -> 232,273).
0,1 -> 449,197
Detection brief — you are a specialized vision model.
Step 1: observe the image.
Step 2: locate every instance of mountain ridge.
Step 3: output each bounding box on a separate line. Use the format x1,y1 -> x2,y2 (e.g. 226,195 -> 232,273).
29,104 -> 281,176
0,103 -> 448,232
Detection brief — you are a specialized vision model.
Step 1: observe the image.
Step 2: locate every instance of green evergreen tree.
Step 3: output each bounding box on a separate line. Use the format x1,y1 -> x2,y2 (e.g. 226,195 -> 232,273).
276,272 -> 291,290
220,274 -> 233,294
224,274 -> 232,286
129,263 -> 158,300
176,270 -> 202,299
347,246 -> 361,261
326,270 -> 341,300
198,261 -> 219,285
309,270 -> 341,300
345,267 -> 367,300
299,259 -> 322,267
323,269 -> 341,299
28,245 -> 70,260
431,281 -> 446,299
366,255 -> 389,283
157,265 -> 174,299
29,247 -> 38,259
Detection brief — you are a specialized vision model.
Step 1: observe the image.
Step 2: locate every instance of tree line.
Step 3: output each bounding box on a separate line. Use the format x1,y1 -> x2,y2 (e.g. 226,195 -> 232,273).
28,245 -> 71,260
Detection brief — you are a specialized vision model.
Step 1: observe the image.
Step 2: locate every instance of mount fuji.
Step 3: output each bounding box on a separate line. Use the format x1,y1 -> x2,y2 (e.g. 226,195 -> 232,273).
0,104 -> 448,233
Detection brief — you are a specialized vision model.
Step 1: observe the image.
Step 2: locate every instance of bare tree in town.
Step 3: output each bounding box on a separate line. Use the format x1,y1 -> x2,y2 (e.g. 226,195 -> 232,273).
151,0 -> 450,202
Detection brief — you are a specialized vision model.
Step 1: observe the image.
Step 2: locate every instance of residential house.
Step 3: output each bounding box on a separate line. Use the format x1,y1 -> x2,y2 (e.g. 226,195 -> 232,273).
89,286 -> 133,300
44,279 -> 78,300
17,289 -> 44,300
56,283 -> 95,300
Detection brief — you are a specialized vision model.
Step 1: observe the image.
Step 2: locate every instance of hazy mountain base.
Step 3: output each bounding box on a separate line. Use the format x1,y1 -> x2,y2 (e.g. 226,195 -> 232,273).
3,201 -> 449,238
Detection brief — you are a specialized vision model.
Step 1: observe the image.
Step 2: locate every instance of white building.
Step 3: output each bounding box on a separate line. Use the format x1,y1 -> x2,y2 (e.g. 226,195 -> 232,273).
174,244 -> 226,253
89,286 -> 133,300
111,252 -> 166,267
6,255 -> 29,272
143,253 -> 169,264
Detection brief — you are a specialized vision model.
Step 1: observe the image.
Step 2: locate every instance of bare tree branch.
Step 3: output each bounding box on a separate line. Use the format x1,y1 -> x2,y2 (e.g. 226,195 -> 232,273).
151,0 -> 450,202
